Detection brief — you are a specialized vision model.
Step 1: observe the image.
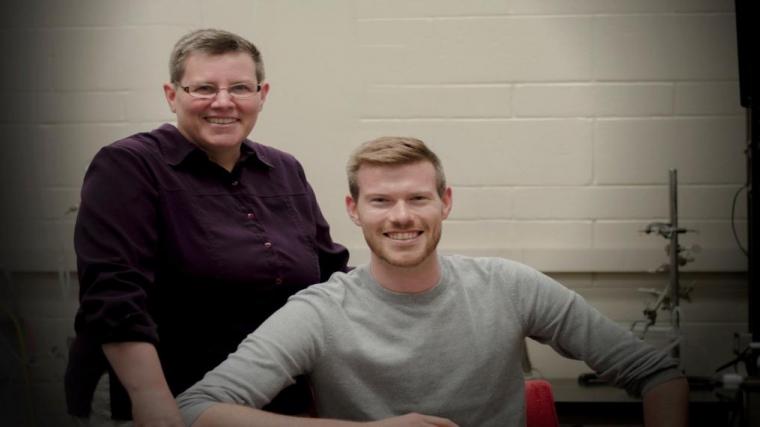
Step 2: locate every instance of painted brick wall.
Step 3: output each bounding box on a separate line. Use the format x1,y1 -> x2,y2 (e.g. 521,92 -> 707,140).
0,0 -> 748,425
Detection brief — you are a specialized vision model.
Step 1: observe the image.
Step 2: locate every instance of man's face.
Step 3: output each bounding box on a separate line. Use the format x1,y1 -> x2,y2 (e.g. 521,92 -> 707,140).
163,52 -> 269,154
346,161 -> 452,270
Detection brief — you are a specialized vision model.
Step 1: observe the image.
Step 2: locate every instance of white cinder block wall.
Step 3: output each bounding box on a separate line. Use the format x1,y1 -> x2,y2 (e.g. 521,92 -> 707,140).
0,0 -> 748,425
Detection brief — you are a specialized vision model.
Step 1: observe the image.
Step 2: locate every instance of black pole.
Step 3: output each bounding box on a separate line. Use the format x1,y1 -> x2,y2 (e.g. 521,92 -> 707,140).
735,0 -> 758,374
749,106 -> 758,347
743,103 -> 759,381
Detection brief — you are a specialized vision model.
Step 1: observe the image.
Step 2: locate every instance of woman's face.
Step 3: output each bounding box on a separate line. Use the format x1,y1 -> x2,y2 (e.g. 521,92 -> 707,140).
163,51 -> 269,158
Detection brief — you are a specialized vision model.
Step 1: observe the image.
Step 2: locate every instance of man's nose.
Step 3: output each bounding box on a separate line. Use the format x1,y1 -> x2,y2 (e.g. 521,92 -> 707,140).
389,201 -> 412,224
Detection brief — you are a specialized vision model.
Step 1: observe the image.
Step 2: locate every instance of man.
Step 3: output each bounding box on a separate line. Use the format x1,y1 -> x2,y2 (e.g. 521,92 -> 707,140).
177,137 -> 688,426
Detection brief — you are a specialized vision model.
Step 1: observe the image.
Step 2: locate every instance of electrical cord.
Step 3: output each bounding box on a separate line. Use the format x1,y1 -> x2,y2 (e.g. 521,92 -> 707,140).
731,185 -> 748,256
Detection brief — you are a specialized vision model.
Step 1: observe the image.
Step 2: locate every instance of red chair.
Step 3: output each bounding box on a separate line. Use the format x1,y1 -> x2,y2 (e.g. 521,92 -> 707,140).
525,379 -> 559,427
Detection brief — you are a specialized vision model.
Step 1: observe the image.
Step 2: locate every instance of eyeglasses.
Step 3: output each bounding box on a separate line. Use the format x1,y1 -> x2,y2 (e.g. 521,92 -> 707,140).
178,82 -> 262,99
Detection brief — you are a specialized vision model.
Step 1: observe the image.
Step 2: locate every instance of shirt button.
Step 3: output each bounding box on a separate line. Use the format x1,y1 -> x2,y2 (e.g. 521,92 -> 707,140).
246,212 -> 255,219
264,242 -> 272,248
231,180 -> 239,186
275,277 -> 283,285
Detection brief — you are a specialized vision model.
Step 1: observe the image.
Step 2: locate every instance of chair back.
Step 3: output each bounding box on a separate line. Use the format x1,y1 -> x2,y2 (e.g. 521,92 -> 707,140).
525,379 -> 559,427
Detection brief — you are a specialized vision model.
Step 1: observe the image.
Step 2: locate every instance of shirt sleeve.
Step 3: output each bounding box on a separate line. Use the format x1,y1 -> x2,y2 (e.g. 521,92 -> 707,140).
176,298 -> 324,426
510,264 -> 683,396
73,144 -> 160,345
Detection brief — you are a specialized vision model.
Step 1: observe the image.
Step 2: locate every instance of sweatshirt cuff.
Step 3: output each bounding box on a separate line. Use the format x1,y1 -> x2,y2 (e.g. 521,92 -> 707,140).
640,368 -> 685,396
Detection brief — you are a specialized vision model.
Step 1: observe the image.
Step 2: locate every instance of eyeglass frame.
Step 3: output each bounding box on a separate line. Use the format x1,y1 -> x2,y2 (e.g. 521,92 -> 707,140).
176,81 -> 263,100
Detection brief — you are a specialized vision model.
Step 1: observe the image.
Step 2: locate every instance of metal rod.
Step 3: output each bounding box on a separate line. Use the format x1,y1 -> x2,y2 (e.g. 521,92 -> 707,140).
668,169 -> 680,360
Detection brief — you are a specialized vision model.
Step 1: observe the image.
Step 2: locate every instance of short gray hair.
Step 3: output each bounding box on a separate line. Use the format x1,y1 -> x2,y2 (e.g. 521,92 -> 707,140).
169,28 -> 264,84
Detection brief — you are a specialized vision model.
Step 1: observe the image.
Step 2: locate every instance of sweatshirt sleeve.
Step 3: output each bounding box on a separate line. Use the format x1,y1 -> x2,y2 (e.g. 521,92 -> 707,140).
510,263 -> 683,396
176,297 -> 325,426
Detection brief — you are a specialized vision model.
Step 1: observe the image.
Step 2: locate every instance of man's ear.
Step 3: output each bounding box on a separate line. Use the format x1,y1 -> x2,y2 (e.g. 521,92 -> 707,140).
345,195 -> 361,226
441,186 -> 453,220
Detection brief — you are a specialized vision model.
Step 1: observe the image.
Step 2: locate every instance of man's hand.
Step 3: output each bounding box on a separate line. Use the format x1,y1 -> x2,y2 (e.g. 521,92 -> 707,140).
131,388 -> 185,427
366,413 -> 459,427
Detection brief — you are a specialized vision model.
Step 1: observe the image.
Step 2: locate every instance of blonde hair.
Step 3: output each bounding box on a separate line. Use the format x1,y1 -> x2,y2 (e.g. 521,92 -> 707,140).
346,136 -> 446,199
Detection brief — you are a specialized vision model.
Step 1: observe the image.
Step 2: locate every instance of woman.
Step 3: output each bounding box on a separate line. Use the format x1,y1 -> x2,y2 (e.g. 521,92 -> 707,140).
65,29 -> 349,426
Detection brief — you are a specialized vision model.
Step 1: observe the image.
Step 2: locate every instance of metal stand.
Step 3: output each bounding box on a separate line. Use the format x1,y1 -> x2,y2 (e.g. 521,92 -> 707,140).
667,169 -> 682,361
633,170 -> 695,362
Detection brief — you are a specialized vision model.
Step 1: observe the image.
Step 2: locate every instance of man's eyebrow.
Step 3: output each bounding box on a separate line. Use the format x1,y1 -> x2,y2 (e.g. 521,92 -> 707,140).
362,192 -> 388,198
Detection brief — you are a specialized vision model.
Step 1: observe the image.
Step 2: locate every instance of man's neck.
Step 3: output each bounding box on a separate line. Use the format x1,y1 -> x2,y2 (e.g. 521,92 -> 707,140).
369,254 -> 442,294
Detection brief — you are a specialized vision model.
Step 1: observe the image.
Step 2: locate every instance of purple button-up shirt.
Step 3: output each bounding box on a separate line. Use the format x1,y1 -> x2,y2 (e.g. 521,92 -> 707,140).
65,124 -> 349,419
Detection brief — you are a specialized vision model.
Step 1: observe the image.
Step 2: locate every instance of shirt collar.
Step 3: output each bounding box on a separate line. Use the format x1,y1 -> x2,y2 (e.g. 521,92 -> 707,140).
157,123 -> 274,169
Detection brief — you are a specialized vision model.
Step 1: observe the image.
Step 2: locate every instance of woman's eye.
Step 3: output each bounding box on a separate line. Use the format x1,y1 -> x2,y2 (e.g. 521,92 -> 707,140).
193,85 -> 217,95
230,84 -> 255,95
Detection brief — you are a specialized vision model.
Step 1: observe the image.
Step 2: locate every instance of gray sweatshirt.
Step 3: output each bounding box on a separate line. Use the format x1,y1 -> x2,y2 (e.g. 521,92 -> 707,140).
178,255 -> 681,426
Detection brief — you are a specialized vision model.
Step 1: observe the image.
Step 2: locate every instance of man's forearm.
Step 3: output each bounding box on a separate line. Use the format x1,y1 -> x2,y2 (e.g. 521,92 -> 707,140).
642,377 -> 689,427
193,403 -> 459,427
192,403 -> 354,427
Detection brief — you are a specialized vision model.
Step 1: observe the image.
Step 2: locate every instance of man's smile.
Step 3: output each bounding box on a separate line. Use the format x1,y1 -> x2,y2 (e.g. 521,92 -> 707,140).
384,231 -> 423,241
